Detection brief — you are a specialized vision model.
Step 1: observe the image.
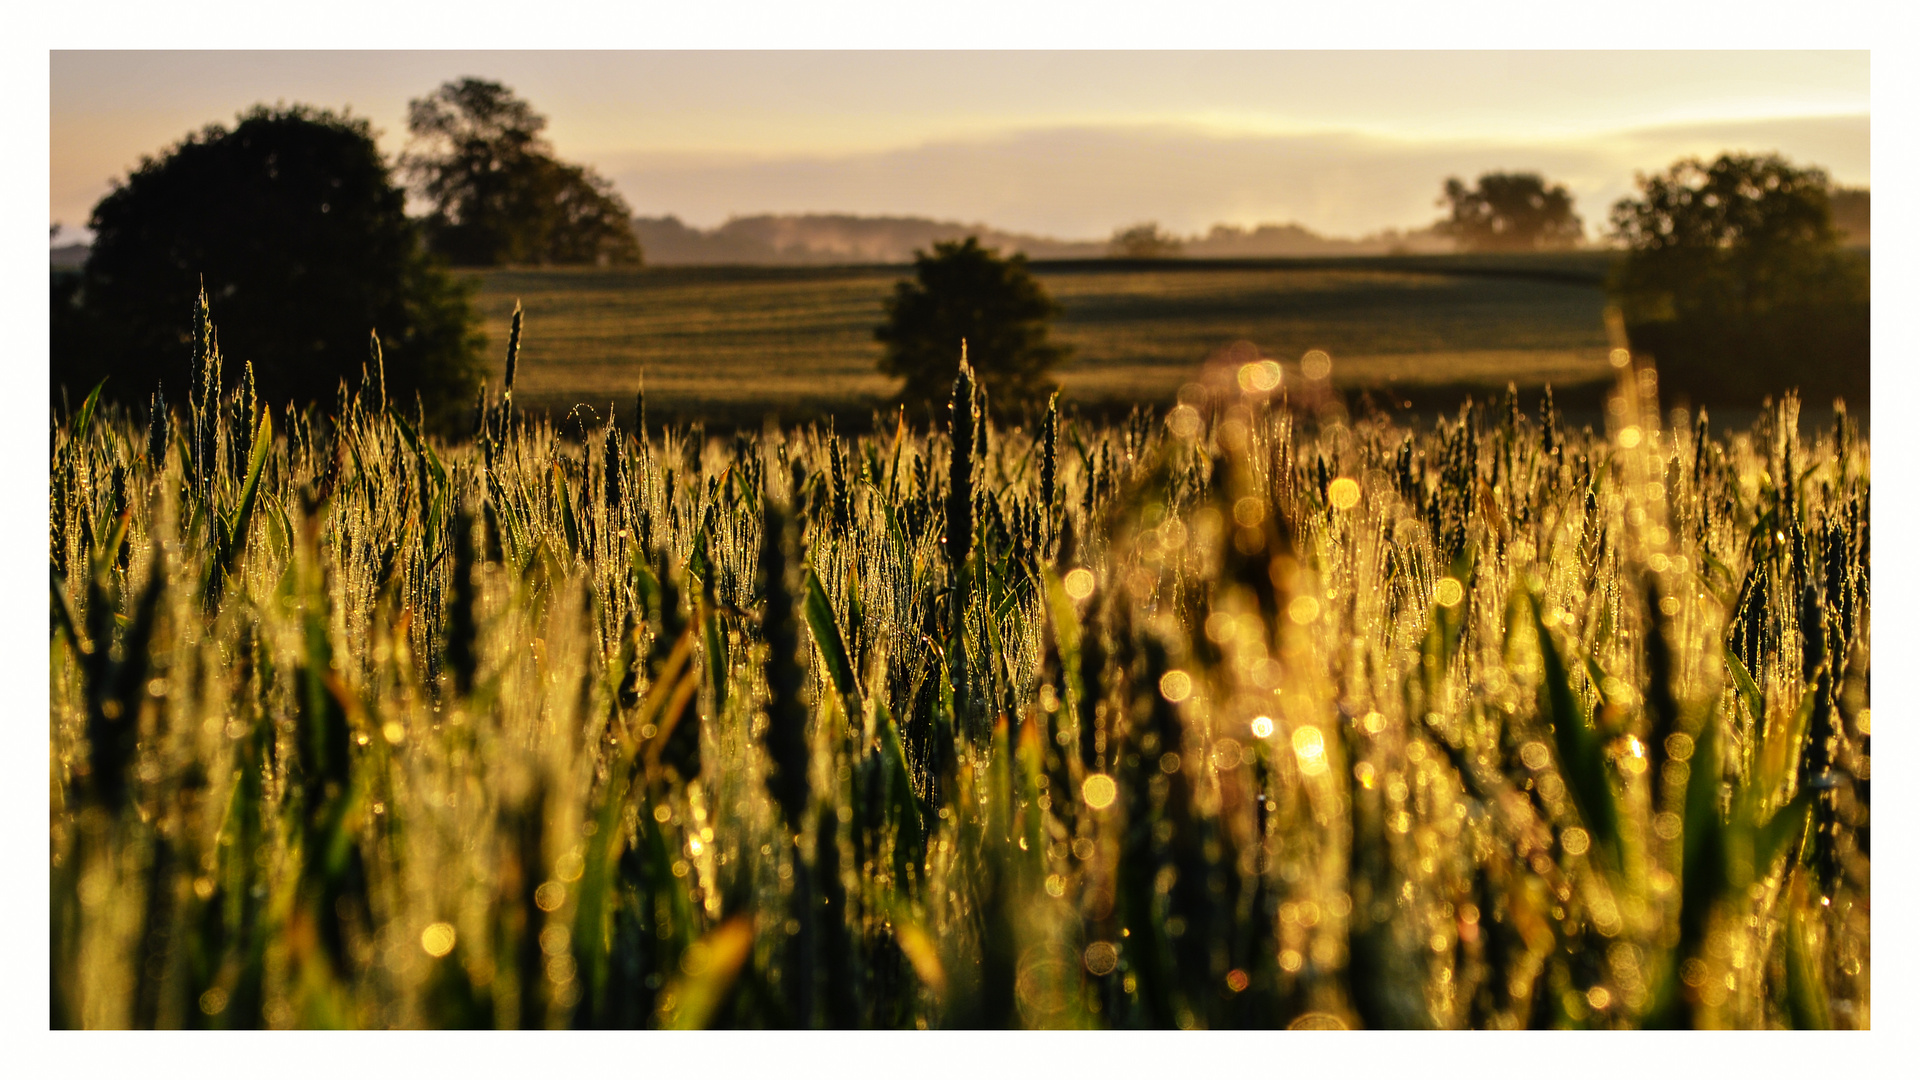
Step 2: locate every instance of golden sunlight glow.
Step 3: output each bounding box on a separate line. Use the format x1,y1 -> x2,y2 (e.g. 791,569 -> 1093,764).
1434,577 -> 1464,607
1328,477 -> 1361,511
1063,567 -> 1097,600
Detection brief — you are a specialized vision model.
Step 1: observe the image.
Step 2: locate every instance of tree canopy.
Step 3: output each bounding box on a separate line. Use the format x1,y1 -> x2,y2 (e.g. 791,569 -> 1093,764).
1828,186 -> 1870,247
55,104 -> 485,422
1436,172 -> 1584,252
876,237 -> 1070,408
1608,152 -> 1867,407
1108,222 -> 1184,258
403,78 -> 642,268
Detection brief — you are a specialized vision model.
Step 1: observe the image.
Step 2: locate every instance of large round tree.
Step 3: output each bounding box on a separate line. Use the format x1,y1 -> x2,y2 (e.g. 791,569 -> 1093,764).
1608,153 -> 1868,408
402,78 -> 643,268
59,105 -> 485,423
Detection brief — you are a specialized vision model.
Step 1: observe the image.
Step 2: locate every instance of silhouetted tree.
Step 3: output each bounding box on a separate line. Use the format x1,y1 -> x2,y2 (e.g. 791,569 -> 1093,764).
1108,221 -> 1185,258
1608,152 -> 1868,406
1436,172 -> 1584,252
403,78 -> 641,267
55,105 -> 485,422
1828,185 -> 1870,247
876,238 -> 1070,407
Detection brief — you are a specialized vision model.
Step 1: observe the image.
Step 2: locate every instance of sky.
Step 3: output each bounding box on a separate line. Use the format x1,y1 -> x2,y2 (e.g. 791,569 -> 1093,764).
51,50 -> 1870,243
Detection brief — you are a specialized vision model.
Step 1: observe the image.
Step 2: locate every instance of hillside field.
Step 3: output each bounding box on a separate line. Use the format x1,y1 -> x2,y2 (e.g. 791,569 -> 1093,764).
467,253 -> 1622,426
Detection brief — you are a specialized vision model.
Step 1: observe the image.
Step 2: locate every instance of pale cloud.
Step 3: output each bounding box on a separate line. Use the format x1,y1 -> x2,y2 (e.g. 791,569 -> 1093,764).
604,115 -> 1869,240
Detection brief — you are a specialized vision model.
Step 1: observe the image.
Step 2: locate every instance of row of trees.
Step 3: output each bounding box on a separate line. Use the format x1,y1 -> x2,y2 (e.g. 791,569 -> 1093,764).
50,76 -> 1868,424
1103,174 -> 1582,258
1102,176 -> 1584,260
52,80 -> 639,422
1106,168 -> 1867,258
886,156 -> 1868,407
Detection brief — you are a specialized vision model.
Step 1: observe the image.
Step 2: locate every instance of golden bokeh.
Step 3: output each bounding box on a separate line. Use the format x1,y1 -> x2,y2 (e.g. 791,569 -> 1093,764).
1165,404 -> 1201,439
1083,941 -> 1119,976
421,922 -> 457,958
1237,359 -> 1284,393
1520,741 -> 1551,770
1082,774 -> 1118,810
1211,739 -> 1243,770
1158,669 -> 1193,702
1328,477 -> 1361,511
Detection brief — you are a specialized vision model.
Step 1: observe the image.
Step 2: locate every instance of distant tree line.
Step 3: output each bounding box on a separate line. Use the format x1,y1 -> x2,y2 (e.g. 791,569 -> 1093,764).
628,214 -> 1458,265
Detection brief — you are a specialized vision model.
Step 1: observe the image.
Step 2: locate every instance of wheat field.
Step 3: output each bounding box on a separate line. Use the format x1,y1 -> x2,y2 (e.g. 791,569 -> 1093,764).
467,256 -> 1618,425
49,296 -> 1868,1029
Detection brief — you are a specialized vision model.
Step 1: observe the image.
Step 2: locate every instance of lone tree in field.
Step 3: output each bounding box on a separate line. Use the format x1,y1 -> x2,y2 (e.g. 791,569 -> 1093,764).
1436,172 -> 1584,252
55,105 -> 484,419
403,78 -> 642,268
876,237 -> 1069,407
1608,152 -> 1868,406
